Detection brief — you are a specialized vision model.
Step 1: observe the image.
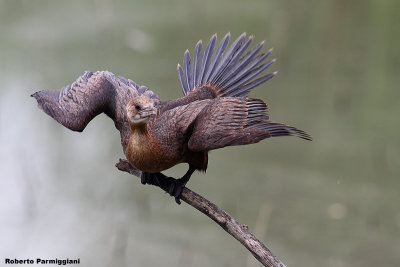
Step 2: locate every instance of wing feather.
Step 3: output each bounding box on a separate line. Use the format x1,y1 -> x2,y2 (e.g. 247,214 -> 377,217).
187,98 -> 311,152
31,70 -> 160,152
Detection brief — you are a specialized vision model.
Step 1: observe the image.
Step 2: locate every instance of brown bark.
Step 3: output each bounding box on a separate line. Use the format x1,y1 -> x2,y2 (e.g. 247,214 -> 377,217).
116,158 -> 287,267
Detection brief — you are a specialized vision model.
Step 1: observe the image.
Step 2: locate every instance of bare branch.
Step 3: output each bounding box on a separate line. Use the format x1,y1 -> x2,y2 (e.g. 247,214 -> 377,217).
116,158 -> 287,267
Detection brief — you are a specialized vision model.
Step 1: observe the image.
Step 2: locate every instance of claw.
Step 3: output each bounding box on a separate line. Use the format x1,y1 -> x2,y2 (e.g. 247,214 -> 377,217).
140,172 -> 148,184
140,165 -> 195,205
140,172 -> 162,186
168,178 -> 188,204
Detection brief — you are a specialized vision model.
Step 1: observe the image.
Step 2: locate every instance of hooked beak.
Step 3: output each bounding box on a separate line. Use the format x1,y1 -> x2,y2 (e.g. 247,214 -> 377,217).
140,106 -> 157,117
132,106 -> 157,124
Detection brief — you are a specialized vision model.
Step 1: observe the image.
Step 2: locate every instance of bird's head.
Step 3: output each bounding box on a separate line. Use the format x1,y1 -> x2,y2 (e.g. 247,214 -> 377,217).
126,96 -> 157,126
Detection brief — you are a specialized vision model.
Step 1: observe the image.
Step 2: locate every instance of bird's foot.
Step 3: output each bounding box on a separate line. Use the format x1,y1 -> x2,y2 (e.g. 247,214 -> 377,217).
168,177 -> 189,205
140,172 -> 190,205
140,172 -> 153,185
141,172 -> 170,187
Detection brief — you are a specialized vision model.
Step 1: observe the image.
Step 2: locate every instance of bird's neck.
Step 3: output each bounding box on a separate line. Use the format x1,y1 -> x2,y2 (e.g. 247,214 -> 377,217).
130,123 -> 148,137
128,123 -> 151,149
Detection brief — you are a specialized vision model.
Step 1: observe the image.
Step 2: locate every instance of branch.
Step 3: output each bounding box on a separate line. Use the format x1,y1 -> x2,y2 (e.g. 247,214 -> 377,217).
116,159 -> 286,267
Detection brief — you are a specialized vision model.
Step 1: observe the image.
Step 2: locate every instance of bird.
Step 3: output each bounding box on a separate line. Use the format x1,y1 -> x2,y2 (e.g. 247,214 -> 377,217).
32,33 -> 311,204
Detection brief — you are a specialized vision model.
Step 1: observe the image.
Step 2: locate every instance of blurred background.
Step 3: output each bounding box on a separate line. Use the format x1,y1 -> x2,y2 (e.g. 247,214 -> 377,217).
1,0 -> 399,266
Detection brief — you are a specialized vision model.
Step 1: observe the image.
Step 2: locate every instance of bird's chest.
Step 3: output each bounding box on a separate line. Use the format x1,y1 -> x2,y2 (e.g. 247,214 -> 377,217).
126,129 -> 182,173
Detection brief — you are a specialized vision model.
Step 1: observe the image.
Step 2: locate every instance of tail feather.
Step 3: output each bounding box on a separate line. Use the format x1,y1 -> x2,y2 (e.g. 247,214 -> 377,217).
203,33 -> 231,83
184,50 -> 192,95
209,33 -> 245,82
212,35 -> 253,84
192,40 -> 203,89
178,33 -> 275,98
177,64 -> 187,95
224,58 -> 276,97
232,72 -> 276,97
219,46 -> 271,90
199,34 -> 217,84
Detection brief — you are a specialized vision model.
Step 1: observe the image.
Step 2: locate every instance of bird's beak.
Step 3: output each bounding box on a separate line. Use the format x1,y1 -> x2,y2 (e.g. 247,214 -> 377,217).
139,106 -> 157,118
131,105 -> 157,124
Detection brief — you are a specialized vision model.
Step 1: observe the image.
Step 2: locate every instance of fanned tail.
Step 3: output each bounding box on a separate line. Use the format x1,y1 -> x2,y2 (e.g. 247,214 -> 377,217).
178,33 -> 276,97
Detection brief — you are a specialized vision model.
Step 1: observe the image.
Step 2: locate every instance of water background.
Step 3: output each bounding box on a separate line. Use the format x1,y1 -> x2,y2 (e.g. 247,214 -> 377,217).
1,1 -> 399,266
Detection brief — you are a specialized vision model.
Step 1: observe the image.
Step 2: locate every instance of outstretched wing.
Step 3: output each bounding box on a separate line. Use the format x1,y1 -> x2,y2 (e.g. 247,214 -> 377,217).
31,71 -> 159,152
177,33 -> 276,99
187,98 -> 311,152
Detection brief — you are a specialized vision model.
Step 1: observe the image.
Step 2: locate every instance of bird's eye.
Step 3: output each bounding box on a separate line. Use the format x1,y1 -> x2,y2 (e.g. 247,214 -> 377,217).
135,105 -> 141,110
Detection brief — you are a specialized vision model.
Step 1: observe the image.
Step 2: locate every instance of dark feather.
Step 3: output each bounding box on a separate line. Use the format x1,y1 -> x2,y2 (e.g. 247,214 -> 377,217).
225,60 -> 276,97
199,34 -> 217,84
232,72 -> 276,97
183,50 -> 192,94
31,71 -> 159,151
179,33 -> 275,99
192,40 -> 203,89
210,33 -> 246,83
177,64 -> 188,95
33,33 -> 311,176
222,53 -> 273,93
211,33 -> 249,84
185,97 -> 310,152
218,42 -> 267,88
203,33 -> 230,83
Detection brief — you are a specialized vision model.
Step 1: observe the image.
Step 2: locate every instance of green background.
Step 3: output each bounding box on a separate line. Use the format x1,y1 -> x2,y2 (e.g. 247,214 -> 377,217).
1,0 -> 399,266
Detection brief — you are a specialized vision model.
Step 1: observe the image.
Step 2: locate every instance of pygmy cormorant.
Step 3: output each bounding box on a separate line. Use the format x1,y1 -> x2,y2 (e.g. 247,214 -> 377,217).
32,33 -> 311,204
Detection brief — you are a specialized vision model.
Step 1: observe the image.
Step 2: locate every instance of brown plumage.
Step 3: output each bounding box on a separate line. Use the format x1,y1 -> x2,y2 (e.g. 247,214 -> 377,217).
32,33 -> 311,203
